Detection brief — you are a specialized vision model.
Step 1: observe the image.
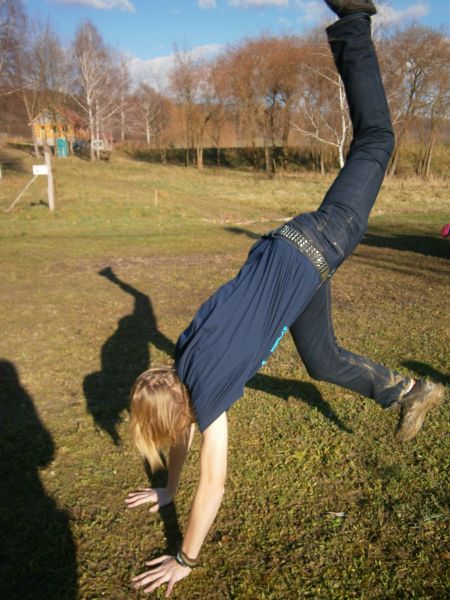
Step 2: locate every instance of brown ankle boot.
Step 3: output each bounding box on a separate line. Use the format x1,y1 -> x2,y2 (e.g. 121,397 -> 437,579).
395,380 -> 445,442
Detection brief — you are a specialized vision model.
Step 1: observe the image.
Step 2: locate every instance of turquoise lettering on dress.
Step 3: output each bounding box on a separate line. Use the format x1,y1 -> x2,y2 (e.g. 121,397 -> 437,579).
261,325 -> 288,367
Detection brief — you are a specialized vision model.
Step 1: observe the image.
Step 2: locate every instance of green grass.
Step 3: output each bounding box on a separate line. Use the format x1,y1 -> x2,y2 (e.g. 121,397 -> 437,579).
0,145 -> 449,599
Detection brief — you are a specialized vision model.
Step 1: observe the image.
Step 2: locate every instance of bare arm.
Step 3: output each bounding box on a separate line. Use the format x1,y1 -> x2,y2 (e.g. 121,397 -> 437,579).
132,412 -> 228,595
125,423 -> 195,512
167,423 -> 196,497
180,412 -> 228,559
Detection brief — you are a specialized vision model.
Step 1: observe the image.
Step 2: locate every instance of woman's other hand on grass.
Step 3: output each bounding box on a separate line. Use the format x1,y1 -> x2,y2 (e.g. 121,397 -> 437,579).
132,556 -> 190,597
125,487 -> 174,513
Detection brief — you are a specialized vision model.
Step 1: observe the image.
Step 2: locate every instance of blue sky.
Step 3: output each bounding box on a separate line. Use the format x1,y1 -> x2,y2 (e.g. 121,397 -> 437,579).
27,1 -> 449,88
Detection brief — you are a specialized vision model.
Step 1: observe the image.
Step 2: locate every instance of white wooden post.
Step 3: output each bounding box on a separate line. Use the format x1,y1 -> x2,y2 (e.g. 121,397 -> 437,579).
43,142 -> 55,211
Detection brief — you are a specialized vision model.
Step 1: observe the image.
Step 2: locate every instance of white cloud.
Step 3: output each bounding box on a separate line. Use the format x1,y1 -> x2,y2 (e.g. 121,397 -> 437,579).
295,0 -> 328,22
130,44 -> 224,92
54,0 -> 136,11
198,0 -> 218,8
376,2 -> 429,25
277,16 -> 293,26
229,0 -> 289,7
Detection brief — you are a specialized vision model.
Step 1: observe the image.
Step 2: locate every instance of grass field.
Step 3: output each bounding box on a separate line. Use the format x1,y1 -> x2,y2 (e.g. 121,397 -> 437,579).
0,144 -> 449,600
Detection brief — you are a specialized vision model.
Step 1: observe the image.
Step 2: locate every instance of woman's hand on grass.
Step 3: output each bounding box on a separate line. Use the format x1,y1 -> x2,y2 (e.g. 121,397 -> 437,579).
132,556 -> 190,597
125,487 -> 174,513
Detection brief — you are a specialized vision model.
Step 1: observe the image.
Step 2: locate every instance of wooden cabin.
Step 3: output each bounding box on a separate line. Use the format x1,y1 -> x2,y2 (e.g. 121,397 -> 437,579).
30,108 -> 85,154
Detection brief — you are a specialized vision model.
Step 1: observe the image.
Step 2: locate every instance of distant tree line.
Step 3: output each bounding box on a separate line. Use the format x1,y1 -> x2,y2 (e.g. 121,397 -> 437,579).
0,0 -> 448,178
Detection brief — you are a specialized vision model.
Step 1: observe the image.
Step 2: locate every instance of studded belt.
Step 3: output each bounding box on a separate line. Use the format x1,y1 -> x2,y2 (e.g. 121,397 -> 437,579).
264,223 -> 332,282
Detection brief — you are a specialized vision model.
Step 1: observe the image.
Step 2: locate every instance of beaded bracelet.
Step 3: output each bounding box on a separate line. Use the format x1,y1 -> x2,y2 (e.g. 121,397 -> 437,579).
175,549 -> 197,569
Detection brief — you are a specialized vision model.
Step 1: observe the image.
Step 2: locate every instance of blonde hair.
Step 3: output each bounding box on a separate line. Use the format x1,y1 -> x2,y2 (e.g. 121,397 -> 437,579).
129,366 -> 194,471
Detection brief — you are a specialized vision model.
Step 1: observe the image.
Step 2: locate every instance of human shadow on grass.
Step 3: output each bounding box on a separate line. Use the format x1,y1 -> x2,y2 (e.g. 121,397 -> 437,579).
225,227 -> 450,261
0,360 -> 77,600
83,270 -> 182,553
248,373 -> 353,434
361,233 -> 449,260
83,267 -> 175,445
402,360 -> 450,386
142,461 -> 183,554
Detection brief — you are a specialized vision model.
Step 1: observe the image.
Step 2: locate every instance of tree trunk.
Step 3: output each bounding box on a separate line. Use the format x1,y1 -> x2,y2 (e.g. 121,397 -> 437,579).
320,151 -> 325,176
32,133 -> 40,159
146,120 -> 151,147
21,93 -> 41,158
95,104 -> 100,161
263,126 -> 275,177
281,103 -> 291,171
388,144 -> 399,177
268,111 -> 276,177
29,119 -> 41,158
264,143 -> 271,176
387,132 -> 403,178
336,79 -> 347,170
281,146 -> 288,172
88,105 -> 95,162
423,133 -> 435,180
120,96 -> 126,143
197,145 -> 203,170
251,140 -> 257,170
337,142 -> 345,170
216,145 -> 221,168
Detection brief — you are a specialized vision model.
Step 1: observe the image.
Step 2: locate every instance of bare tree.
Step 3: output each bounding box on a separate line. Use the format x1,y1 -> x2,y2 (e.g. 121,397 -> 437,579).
381,26 -> 450,177
415,36 -> 450,179
291,37 -> 350,171
0,0 -> 26,91
192,62 -> 217,170
220,34 -> 305,175
0,0 -> 26,178
130,83 -> 169,148
169,47 -> 217,169
220,42 -> 260,168
70,21 -> 120,161
117,53 -> 131,143
207,56 -> 229,167
169,46 -> 196,166
12,18 -> 66,157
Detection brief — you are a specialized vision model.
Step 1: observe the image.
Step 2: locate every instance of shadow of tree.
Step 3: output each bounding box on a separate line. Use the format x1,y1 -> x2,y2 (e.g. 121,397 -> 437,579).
248,373 -> 353,434
361,233 -> 449,260
224,226 -> 262,240
0,360 -> 78,600
83,267 -> 175,445
6,141 -> 35,154
402,360 -> 450,386
0,148 -> 26,174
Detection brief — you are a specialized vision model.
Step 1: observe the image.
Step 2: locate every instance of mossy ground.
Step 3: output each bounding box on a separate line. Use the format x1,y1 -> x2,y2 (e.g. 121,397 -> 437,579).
0,144 -> 448,599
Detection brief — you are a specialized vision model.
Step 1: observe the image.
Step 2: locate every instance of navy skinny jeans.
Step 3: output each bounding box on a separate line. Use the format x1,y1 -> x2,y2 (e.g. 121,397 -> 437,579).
288,14 -> 412,407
